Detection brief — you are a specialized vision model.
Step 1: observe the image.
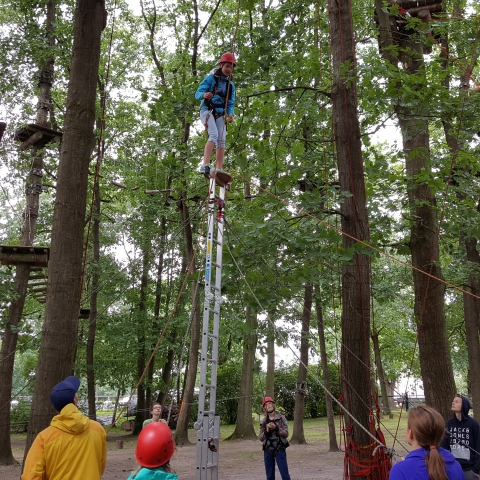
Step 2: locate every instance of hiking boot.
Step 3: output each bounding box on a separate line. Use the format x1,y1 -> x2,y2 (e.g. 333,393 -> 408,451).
199,164 -> 210,174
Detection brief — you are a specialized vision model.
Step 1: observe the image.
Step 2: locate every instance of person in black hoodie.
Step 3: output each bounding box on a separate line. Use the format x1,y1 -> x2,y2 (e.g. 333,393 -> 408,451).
440,394 -> 480,479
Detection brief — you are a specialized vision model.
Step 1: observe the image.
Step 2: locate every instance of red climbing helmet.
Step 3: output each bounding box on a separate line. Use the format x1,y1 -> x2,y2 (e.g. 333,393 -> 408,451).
262,396 -> 274,407
219,52 -> 237,65
135,422 -> 175,468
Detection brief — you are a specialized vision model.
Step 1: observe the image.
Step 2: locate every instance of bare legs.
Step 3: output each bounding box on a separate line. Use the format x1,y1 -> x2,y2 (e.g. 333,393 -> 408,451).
215,148 -> 225,170
203,141 -> 225,170
203,141 -> 215,166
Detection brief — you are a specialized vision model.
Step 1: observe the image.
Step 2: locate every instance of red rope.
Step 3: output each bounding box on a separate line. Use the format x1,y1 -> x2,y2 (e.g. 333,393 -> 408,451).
343,429 -> 392,479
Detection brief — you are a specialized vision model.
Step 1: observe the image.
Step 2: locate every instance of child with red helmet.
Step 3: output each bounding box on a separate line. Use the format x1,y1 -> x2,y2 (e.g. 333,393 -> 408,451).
259,396 -> 291,480
195,52 -> 236,175
127,422 -> 177,479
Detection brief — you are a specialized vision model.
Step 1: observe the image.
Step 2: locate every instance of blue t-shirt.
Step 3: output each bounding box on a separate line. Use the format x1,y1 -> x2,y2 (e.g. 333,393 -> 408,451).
389,447 -> 464,480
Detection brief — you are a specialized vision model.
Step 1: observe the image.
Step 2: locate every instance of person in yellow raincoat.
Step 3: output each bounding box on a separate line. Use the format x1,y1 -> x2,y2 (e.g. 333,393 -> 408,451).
22,375 -> 106,480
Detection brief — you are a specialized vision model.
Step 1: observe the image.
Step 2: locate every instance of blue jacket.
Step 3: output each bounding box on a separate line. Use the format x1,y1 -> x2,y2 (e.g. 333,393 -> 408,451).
440,396 -> 480,473
195,72 -> 235,116
389,447 -> 464,480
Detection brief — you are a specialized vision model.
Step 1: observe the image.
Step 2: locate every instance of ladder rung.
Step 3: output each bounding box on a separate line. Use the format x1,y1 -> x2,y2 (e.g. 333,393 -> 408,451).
207,358 -> 217,364
212,238 -> 222,246
212,261 -> 222,268
208,308 -> 219,314
211,285 -> 220,291
205,384 -> 216,389
207,333 -> 218,339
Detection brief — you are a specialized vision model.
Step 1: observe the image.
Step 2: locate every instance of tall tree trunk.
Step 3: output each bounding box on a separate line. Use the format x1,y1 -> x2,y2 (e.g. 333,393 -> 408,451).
174,188 -> 201,445
371,329 -> 391,417
265,334 -> 275,399
145,216 -> 168,415
157,336 -> 177,406
315,288 -> 338,452
439,14 -> 480,417
228,307 -> 258,439
400,74 -> 456,419
328,1 -> 373,475
0,0 -> 56,464
133,250 -> 151,434
24,0 -> 106,458
291,283 -> 312,444
86,177 -> 101,421
375,0 -> 456,419
463,237 -> 480,420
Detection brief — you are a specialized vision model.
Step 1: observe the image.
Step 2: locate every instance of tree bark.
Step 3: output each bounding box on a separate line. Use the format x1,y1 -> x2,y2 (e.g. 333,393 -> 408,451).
133,250 -> 151,434
228,307 -> 258,439
315,289 -> 339,452
86,177 -> 101,422
463,237 -> 480,420
0,0 -> 57,464
174,189 -> 201,445
374,0 -> 456,419
290,284 -> 312,444
24,0 -> 106,458
371,329 -> 391,417
265,334 -> 275,399
328,1 -> 373,475
438,19 -> 480,418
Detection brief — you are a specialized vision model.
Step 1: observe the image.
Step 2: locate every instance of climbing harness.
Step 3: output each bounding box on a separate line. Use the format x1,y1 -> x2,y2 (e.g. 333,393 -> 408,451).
202,71 -> 233,137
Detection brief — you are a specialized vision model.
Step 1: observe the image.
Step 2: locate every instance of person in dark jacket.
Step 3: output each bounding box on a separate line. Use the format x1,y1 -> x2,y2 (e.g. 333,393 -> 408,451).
440,394 -> 480,479
195,52 -> 236,175
389,405 -> 463,480
259,396 -> 291,480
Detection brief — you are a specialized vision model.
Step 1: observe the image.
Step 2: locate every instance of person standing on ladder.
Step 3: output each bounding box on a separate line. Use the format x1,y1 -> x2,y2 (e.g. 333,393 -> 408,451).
195,52 -> 236,175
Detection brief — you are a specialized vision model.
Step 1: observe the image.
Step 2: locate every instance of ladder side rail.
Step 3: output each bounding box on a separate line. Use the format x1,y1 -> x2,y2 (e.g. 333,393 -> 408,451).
196,415 -> 211,480
208,184 -> 226,412
197,179 -> 217,421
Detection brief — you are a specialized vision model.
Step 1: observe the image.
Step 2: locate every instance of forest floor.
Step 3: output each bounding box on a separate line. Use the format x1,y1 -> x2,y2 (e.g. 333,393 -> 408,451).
3,433 -> 344,480
2,414 -> 408,480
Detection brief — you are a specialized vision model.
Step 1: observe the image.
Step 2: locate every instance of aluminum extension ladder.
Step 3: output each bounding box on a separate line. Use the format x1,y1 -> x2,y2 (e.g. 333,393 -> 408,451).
194,171 -> 231,480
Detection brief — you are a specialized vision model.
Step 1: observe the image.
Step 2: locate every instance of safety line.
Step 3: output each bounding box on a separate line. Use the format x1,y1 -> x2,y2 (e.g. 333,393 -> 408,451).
225,240 -> 405,458
226,169 -> 480,301
80,0 -> 119,298
106,190 -> 209,432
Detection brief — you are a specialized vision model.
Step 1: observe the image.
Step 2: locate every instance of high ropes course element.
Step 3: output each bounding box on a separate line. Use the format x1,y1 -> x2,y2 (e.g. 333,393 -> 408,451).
195,169 -> 232,479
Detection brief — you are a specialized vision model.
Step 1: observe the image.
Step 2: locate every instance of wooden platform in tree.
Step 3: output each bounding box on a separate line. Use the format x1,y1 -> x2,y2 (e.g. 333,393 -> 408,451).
0,245 -> 49,267
14,124 -> 62,151
375,0 -> 443,24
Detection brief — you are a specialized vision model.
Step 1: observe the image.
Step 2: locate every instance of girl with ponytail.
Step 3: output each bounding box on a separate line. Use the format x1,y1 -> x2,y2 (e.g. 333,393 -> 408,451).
390,405 -> 464,480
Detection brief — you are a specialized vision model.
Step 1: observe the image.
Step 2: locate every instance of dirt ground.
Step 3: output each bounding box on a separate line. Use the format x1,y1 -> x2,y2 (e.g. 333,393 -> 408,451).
2,432 -> 345,480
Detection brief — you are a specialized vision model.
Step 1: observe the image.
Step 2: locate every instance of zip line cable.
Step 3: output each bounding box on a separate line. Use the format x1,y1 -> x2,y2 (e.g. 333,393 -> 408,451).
1,194 -> 207,410
222,216 -> 411,450
388,10 -> 480,448
224,236 -> 405,459
226,169 -> 480,302
106,190 -> 210,432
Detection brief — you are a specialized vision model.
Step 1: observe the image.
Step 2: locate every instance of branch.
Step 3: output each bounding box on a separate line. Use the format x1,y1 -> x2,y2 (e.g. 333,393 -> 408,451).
244,86 -> 331,99
140,0 -> 166,86
361,113 -> 396,137
197,0 -> 223,44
